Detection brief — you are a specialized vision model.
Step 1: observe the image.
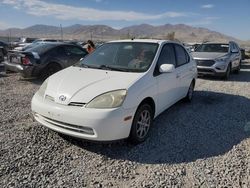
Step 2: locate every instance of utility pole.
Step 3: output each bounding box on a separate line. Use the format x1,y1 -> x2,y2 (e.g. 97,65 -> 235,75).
60,24 -> 63,41
9,29 -> 11,42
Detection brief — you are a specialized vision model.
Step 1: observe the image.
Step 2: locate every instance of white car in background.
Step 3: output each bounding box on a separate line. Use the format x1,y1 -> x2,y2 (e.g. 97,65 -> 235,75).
31,39 -> 197,144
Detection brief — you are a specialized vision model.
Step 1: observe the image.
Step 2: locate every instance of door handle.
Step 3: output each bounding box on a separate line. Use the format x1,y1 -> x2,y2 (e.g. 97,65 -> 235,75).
176,73 -> 180,78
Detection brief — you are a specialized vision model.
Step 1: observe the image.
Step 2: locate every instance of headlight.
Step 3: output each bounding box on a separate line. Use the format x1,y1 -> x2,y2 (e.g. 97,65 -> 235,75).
37,79 -> 48,97
86,90 -> 127,109
215,55 -> 228,62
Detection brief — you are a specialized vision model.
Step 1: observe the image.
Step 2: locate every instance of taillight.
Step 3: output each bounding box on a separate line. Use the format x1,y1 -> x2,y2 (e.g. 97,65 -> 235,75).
21,56 -> 32,65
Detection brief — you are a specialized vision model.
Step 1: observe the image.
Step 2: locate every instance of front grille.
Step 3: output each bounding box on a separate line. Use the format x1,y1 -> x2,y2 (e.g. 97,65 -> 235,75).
197,68 -> 214,73
196,60 -> 215,67
36,114 -> 94,135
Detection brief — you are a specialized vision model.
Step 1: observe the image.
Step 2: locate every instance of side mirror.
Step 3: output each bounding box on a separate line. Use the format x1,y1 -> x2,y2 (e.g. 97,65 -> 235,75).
159,64 -> 175,73
231,49 -> 238,53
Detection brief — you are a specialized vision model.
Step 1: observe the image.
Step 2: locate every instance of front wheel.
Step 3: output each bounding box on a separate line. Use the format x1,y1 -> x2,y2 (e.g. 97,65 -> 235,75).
129,104 -> 153,144
235,61 -> 241,74
223,63 -> 231,80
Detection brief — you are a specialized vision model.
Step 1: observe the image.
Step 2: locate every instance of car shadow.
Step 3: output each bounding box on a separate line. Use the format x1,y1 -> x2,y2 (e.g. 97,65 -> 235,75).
61,90 -> 250,164
21,78 -> 44,85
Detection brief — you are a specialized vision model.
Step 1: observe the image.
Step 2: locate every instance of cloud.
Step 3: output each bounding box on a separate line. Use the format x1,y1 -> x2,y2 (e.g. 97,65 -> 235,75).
201,4 -> 214,9
0,0 -> 188,21
187,17 -> 220,26
0,20 -> 13,29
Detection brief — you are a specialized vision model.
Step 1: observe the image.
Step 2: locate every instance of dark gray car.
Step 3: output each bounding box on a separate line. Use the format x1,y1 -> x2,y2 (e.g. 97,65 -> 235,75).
4,42 -> 88,78
192,41 -> 241,79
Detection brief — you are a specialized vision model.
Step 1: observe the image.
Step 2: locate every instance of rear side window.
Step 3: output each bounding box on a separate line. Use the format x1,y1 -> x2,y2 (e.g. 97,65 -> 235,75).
26,43 -> 55,54
65,46 -> 87,56
55,46 -> 66,55
174,44 -> 189,67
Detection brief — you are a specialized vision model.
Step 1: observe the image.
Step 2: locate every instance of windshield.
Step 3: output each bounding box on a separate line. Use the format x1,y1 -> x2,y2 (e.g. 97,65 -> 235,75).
195,43 -> 229,53
76,42 -> 159,73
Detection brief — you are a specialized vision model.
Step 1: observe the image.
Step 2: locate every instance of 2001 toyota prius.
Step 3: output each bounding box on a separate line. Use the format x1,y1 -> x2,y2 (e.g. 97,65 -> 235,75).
31,39 -> 197,143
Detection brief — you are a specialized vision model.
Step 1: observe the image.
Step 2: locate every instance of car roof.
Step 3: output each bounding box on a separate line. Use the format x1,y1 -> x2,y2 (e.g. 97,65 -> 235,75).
35,42 -> 78,46
107,39 -> 172,45
25,42 -> 83,53
202,42 -> 230,45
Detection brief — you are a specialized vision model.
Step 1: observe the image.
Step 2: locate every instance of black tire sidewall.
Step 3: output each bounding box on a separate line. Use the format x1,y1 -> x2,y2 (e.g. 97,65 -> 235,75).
224,64 -> 231,80
236,60 -> 241,73
41,63 -> 61,79
184,81 -> 194,102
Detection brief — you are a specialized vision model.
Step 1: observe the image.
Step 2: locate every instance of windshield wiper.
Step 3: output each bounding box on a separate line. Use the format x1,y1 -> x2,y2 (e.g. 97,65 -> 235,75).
80,64 -> 99,69
98,65 -> 128,72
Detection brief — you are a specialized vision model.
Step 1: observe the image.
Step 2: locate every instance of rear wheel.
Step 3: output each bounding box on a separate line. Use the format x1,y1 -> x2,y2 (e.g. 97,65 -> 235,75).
184,81 -> 195,102
129,103 -> 153,144
41,63 -> 61,79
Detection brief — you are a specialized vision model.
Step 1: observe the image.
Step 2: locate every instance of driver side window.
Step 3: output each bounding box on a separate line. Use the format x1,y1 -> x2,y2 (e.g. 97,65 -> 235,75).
154,44 -> 176,76
158,44 -> 176,67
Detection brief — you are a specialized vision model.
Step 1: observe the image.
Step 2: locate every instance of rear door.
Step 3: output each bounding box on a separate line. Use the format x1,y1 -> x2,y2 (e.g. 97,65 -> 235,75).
47,46 -> 70,68
63,45 -> 88,66
174,44 -> 194,98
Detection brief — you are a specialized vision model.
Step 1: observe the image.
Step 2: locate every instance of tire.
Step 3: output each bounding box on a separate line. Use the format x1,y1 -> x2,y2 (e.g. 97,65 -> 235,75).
129,103 -> 153,144
41,63 -> 61,79
223,63 -> 231,80
184,81 -> 195,102
235,61 -> 241,74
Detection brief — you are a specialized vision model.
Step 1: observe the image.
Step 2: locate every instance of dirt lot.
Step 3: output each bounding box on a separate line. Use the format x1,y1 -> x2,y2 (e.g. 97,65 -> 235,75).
0,61 -> 250,187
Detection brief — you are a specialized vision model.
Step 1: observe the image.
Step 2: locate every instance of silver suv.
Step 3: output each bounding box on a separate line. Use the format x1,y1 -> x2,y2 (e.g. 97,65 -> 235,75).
192,41 -> 241,79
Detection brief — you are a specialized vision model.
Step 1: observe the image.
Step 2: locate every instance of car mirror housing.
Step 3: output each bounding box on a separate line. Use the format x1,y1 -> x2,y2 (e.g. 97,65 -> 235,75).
159,64 -> 175,73
231,49 -> 238,53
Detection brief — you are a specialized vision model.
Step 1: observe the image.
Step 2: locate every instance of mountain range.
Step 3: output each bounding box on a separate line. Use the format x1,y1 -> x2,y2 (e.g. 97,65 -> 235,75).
0,23 -> 246,44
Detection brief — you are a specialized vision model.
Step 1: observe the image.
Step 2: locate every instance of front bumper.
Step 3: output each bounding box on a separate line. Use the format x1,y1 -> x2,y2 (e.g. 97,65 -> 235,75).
197,66 -> 226,76
195,59 -> 228,76
31,92 -> 136,141
3,61 -> 34,77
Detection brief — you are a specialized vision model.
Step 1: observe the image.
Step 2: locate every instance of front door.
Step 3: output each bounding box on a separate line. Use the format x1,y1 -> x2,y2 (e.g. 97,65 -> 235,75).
154,43 -> 179,114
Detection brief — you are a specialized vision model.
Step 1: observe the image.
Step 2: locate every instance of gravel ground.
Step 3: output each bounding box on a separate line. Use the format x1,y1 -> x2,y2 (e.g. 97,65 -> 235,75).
0,61 -> 250,188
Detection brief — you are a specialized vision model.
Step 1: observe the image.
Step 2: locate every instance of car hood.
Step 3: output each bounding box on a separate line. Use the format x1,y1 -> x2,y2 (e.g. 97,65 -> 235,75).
45,66 -> 144,105
192,52 -> 228,60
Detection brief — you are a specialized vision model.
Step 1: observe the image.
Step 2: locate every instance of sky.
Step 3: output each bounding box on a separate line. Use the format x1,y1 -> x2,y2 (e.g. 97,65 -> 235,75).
0,0 -> 249,40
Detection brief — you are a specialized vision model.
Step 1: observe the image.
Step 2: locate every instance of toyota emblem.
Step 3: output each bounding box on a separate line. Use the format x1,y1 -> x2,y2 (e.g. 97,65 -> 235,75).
59,95 -> 66,101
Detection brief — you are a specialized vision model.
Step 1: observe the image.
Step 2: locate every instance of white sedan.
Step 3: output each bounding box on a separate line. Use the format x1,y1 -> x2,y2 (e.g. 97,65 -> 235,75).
31,39 -> 197,143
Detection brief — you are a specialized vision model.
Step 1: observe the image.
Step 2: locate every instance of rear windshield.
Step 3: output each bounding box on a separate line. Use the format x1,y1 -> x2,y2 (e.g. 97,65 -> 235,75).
195,43 -> 229,53
25,43 -> 56,54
